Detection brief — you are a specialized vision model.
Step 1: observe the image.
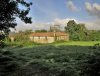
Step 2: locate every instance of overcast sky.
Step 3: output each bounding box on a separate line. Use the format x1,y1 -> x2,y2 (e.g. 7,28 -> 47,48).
15,0 -> 100,31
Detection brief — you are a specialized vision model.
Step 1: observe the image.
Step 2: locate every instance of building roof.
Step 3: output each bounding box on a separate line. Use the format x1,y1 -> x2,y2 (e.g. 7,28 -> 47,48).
30,32 -> 68,37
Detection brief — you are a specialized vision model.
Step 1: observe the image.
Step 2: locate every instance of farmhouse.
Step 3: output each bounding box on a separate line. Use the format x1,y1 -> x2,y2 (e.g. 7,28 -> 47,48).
30,32 -> 69,43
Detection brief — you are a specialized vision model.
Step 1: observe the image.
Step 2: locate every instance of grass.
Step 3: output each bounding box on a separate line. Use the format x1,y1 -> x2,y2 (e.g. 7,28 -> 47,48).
4,45 -> 97,67
4,41 -> 100,48
5,41 -> 42,48
5,44 -> 98,61
2,42 -> 100,76
52,41 -> 100,46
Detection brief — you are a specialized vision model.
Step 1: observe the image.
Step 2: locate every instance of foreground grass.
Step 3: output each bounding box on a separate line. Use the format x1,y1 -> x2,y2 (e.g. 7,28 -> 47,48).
2,44 -> 100,76
6,45 -> 94,61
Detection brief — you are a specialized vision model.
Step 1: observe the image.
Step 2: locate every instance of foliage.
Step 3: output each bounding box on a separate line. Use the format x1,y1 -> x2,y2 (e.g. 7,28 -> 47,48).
2,45 -> 99,76
0,0 -> 32,47
35,29 -> 48,32
65,20 -> 100,41
0,0 -> 32,76
6,30 -> 33,43
87,30 -> 100,41
0,50 -> 20,76
65,20 -> 87,41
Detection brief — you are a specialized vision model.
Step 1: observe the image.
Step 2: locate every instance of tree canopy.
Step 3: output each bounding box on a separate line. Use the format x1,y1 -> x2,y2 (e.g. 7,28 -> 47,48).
0,0 -> 32,76
0,0 -> 32,40
65,20 -> 87,40
65,20 -> 100,41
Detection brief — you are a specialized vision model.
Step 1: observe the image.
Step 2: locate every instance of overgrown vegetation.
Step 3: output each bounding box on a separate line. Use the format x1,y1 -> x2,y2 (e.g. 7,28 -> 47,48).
1,45 -> 99,76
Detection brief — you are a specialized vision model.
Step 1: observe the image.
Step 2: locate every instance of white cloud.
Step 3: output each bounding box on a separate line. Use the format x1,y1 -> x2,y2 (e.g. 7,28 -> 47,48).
85,2 -> 93,11
54,18 -> 78,26
93,3 -> 100,11
85,2 -> 100,18
85,2 -> 100,30
67,1 -> 78,11
14,22 -> 51,32
85,19 -> 100,30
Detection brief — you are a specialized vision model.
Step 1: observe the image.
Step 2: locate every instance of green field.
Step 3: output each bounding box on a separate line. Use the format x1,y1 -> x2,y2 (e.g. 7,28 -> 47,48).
53,41 -> 100,46
5,41 -> 100,48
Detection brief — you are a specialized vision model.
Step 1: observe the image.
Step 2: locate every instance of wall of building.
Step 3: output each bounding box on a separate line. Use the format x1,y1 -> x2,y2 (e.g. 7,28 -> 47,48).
29,35 -> 69,43
30,36 -> 55,43
47,37 -> 55,43
56,35 -> 69,41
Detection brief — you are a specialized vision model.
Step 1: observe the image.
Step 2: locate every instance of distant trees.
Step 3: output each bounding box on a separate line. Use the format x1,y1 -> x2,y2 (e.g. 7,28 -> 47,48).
8,30 -> 33,42
87,30 -> 100,41
35,29 -> 47,32
65,20 -> 100,41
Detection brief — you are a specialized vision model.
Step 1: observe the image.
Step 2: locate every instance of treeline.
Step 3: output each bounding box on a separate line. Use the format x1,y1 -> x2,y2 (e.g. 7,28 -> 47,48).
65,20 -> 100,41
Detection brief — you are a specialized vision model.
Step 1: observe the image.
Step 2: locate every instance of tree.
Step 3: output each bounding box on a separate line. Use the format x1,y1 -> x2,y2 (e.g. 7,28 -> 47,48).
0,0 -> 32,76
0,0 -> 32,46
65,20 -> 78,40
65,20 -> 87,41
35,29 -> 47,32
87,30 -> 100,41
9,30 -> 33,42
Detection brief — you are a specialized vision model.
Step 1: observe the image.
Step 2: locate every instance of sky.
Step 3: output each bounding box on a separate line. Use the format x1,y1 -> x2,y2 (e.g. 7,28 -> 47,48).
15,0 -> 100,31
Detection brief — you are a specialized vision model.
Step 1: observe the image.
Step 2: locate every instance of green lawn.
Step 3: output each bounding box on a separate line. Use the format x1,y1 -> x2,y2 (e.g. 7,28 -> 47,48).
53,41 -> 100,46
5,41 -> 100,48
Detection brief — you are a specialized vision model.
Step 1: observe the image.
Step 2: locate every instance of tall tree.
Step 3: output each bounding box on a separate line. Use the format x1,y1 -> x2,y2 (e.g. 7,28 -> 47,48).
65,20 -> 78,40
0,0 -> 32,44
0,0 -> 32,76
65,20 -> 87,41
